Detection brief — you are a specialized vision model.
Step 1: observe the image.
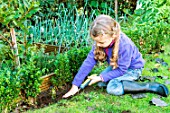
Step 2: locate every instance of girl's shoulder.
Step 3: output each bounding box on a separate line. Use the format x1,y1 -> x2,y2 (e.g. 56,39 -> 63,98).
120,32 -> 135,46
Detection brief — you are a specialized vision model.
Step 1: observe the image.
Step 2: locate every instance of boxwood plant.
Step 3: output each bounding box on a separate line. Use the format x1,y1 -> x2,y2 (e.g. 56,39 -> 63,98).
0,61 -> 20,113
51,46 -> 91,89
51,46 -> 110,90
51,53 -> 72,88
67,47 -> 91,75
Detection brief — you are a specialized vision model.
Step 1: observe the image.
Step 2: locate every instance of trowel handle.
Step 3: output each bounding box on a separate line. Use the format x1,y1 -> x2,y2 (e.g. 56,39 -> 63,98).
80,74 -> 98,89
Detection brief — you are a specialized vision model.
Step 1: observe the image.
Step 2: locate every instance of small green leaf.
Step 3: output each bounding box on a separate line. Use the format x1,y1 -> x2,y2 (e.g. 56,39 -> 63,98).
101,2 -> 107,8
90,1 -> 98,7
134,9 -> 144,15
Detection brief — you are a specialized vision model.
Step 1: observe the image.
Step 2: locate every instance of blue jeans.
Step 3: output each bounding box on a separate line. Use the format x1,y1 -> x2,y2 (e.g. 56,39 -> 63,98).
98,66 -> 143,96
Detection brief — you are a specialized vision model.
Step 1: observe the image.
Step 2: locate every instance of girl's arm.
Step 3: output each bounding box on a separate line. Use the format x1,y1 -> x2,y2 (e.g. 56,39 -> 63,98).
72,45 -> 97,87
62,45 -> 97,98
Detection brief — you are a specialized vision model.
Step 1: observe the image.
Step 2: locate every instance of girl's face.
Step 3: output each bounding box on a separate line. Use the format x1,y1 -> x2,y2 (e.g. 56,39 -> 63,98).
92,34 -> 116,48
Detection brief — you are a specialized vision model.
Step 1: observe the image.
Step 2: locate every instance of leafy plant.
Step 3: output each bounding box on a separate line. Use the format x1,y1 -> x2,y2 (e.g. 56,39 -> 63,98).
88,0 -> 115,16
34,52 -> 56,75
0,0 -> 40,68
90,62 -> 108,75
0,0 -> 40,32
18,45 -> 43,99
0,43 -> 59,112
121,0 -> 170,55
19,61 -> 42,98
0,66 -> 20,113
27,3 -> 93,48
0,41 -> 13,62
51,53 -> 72,88
67,47 -> 91,75
18,43 -> 57,75
51,46 -> 91,88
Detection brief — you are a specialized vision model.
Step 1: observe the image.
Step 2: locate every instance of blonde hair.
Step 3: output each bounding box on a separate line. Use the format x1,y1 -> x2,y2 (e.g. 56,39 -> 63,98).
90,15 -> 120,69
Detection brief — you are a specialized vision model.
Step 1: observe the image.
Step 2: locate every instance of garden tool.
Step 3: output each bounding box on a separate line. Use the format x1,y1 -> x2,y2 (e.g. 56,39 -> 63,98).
79,74 -> 98,91
122,80 -> 169,97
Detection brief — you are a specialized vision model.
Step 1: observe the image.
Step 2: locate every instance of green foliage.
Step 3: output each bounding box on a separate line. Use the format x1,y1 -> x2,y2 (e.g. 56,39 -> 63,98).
0,66 -> 20,113
27,0 -> 137,48
0,43 -> 58,112
34,52 -> 56,75
0,41 -> 13,62
67,47 -> 91,75
90,62 -> 108,75
51,53 -> 72,87
122,0 -> 170,55
51,46 -> 91,87
0,0 -> 40,32
18,44 -> 57,75
87,0 -> 115,16
19,46 -> 43,98
27,3 -> 93,47
33,0 -> 137,20
32,0 -> 61,20
88,0 -> 137,17
19,61 -> 42,98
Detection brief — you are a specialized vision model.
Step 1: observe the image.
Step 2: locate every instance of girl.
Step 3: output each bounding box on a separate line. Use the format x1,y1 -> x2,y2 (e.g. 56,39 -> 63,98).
63,15 -> 169,98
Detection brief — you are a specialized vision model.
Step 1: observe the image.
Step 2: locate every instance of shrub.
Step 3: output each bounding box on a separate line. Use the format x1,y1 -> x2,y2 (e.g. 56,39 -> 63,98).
19,61 -> 42,99
0,65 -> 20,113
0,42 -> 13,62
51,46 -> 91,88
18,45 -> 44,98
51,53 -> 72,87
67,47 -> 91,75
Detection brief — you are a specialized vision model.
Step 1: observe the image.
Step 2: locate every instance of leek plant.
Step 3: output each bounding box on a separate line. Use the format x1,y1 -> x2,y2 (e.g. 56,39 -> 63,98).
27,4 -> 92,48
27,1 -> 116,50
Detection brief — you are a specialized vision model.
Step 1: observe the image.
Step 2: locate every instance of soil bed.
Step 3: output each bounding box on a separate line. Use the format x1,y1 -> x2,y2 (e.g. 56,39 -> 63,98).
13,84 -> 71,113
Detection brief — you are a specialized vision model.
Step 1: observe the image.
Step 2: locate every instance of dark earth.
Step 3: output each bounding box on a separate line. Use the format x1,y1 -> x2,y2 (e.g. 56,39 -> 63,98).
13,84 -> 72,113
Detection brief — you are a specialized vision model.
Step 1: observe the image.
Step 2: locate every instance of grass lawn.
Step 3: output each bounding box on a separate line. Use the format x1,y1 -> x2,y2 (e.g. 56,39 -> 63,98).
26,44 -> 170,113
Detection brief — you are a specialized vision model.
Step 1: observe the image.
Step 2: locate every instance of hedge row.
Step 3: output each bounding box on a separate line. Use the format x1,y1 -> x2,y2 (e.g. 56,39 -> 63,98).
0,45 -> 94,112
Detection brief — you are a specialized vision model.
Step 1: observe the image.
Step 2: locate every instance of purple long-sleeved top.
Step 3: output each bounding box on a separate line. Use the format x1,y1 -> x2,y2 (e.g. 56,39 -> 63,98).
72,32 -> 145,87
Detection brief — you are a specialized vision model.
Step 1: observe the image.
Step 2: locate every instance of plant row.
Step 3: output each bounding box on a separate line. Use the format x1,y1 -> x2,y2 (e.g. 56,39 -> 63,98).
26,0 -> 137,47
27,0 -> 170,55
0,43 -> 107,112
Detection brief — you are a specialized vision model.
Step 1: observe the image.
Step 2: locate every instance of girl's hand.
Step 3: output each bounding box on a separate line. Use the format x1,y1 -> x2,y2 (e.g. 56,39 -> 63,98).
62,85 -> 79,98
88,76 -> 102,86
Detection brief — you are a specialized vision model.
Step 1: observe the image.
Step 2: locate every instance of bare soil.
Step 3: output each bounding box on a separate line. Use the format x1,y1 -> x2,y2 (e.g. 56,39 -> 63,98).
13,84 -> 72,113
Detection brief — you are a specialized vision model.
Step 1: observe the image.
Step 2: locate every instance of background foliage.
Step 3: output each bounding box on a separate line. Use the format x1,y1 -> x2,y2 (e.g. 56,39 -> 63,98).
0,0 -> 40,36
122,0 -> 170,54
